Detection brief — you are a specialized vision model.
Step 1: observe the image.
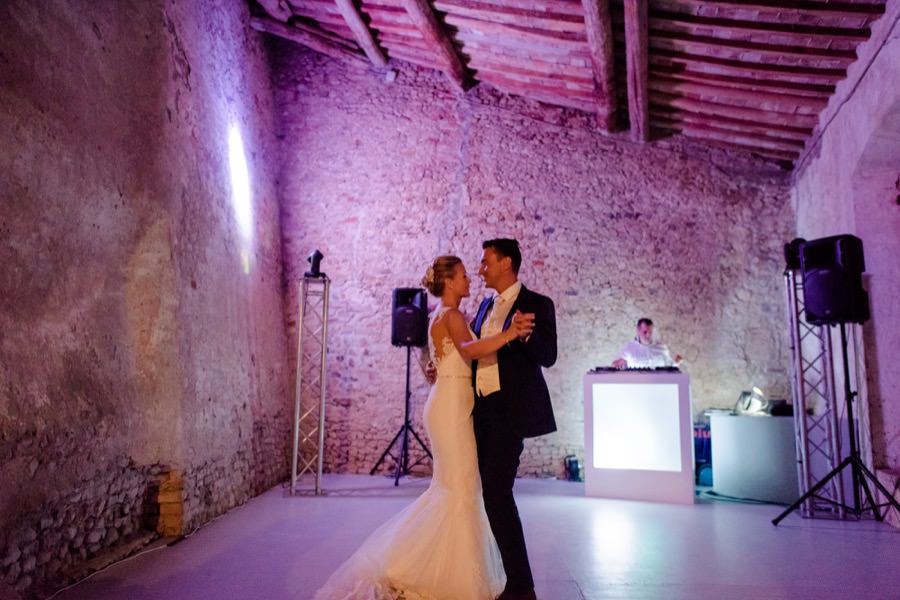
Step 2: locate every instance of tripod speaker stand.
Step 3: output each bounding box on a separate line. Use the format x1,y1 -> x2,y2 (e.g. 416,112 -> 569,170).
370,288 -> 433,486
370,346 -> 434,485
774,235 -> 899,525
773,323 -> 900,524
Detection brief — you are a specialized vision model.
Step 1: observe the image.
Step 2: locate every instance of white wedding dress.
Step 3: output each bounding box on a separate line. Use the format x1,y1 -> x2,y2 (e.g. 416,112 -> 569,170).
311,306 -> 506,600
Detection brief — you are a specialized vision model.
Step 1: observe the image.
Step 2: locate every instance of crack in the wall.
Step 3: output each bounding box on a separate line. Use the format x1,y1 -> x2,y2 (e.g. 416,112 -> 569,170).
164,10 -> 192,92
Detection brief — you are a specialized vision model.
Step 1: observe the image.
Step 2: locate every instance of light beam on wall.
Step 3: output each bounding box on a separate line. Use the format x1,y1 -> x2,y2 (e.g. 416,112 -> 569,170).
228,124 -> 253,274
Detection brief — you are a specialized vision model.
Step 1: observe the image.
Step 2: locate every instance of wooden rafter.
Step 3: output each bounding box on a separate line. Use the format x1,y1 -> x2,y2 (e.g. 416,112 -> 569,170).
400,0 -> 470,92
649,11 -> 871,43
444,15 -> 586,46
250,16 -> 370,67
651,48 -> 847,82
647,64 -> 835,97
649,91 -> 818,128
651,107 -> 810,141
250,0 -> 888,169
257,0 -> 293,21
648,76 -> 828,114
435,0 -> 585,32
623,0 -> 649,141
334,0 -> 389,67
580,0 -> 617,130
650,30 -> 858,62
679,0 -> 885,19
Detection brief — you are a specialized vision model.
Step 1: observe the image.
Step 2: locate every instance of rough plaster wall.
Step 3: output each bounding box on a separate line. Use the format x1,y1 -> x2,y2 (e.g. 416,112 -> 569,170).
791,5 -> 900,470
273,43 -> 794,478
0,1 -> 289,597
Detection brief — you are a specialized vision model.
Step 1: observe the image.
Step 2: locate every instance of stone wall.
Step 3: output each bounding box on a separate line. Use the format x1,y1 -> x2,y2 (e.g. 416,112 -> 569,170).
272,43 -> 795,479
0,1 -> 290,598
792,2 -> 900,472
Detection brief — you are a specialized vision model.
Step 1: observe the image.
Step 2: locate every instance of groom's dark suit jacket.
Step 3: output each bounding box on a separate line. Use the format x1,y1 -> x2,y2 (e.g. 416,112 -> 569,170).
471,284 -> 557,438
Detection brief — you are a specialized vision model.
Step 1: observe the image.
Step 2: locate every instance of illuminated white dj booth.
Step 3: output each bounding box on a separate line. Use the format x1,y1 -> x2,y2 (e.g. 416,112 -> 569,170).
583,370 -> 694,504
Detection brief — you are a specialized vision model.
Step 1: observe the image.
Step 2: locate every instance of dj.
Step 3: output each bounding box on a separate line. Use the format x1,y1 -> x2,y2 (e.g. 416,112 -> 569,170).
611,318 -> 682,369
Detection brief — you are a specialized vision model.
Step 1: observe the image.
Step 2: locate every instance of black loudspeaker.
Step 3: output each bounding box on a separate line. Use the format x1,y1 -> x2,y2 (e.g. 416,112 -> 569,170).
800,235 -> 870,325
391,288 -> 428,347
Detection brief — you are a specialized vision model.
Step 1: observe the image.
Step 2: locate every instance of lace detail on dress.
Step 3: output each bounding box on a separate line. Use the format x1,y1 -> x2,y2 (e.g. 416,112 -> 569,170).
429,306 -> 474,379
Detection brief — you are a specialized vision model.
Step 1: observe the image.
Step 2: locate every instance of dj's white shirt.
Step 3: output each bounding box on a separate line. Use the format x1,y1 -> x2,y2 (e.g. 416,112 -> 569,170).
616,339 -> 676,368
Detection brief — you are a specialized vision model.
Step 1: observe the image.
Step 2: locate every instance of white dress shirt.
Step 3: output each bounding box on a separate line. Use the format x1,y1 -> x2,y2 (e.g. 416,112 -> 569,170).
475,281 -> 522,396
616,338 -> 676,368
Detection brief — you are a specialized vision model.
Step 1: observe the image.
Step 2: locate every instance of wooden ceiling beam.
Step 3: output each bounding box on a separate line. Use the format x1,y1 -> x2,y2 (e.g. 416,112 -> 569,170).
378,32 -> 432,51
479,76 -> 598,113
677,0 -> 885,19
654,118 -> 805,154
623,0 -> 649,141
290,2 -> 343,19
388,46 -> 445,70
250,16 -> 370,67
366,6 -> 419,26
649,29 -> 858,62
581,0 -> 618,130
649,90 -> 818,128
369,22 -> 424,38
290,10 -> 348,31
651,102 -> 813,136
472,65 -> 596,94
400,0 -> 470,92
444,14 -> 588,45
647,63 -> 834,97
651,107 -> 809,141
455,31 -> 592,58
651,48 -> 847,82
286,18 -> 359,50
480,72 -> 599,100
434,0 -> 586,32
431,0 -> 586,17
648,10 -> 871,43
468,56 -> 595,85
648,76 -> 828,114
334,0 -> 389,67
257,0 -> 293,21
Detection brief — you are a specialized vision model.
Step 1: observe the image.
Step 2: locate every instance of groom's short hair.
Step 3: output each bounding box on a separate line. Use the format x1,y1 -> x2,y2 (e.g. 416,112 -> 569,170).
483,238 -> 522,274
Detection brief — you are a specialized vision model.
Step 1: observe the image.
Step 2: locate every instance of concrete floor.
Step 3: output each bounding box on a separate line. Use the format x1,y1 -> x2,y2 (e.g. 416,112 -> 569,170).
52,474 -> 900,600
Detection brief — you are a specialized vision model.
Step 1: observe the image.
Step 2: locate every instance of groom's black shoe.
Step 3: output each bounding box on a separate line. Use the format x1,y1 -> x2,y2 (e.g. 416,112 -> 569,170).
497,589 -> 537,600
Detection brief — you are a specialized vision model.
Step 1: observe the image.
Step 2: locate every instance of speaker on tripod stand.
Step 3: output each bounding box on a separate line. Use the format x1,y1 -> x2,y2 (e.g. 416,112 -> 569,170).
370,288 -> 433,485
774,234 -> 900,524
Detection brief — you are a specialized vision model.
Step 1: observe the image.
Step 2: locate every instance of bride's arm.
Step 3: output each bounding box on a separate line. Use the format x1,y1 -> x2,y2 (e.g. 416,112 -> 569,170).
444,308 -> 524,361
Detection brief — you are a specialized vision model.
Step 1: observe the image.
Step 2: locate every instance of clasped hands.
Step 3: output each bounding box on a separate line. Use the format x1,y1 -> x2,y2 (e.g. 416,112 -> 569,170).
423,311 -> 536,384
507,310 -> 535,341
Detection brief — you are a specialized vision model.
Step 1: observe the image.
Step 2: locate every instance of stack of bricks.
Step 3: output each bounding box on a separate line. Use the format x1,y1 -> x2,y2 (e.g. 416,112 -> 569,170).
157,471 -> 184,538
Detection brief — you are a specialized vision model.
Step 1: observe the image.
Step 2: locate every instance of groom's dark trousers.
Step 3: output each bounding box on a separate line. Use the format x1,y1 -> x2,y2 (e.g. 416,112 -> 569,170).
472,285 -> 557,595
474,393 -> 532,593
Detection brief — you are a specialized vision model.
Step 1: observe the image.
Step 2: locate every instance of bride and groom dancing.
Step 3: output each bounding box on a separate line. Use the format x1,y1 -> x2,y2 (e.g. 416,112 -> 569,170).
313,238 -> 557,600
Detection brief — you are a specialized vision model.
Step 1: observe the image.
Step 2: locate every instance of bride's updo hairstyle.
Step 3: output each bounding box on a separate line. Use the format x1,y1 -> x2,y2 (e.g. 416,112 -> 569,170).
422,255 -> 462,297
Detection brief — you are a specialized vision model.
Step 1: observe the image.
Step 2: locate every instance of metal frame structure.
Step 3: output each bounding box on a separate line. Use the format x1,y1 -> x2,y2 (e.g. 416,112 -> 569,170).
290,275 -> 331,496
783,268 -> 846,517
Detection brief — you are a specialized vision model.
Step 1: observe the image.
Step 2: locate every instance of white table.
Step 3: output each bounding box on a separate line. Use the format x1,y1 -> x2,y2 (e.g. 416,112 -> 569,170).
583,371 -> 694,504
709,413 -> 798,504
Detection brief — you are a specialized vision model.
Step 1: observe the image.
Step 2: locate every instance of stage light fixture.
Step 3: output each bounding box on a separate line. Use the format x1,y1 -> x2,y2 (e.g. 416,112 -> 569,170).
306,250 -> 325,278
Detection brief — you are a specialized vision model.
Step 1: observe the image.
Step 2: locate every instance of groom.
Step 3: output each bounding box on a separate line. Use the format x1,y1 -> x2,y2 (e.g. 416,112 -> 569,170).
472,238 -> 557,600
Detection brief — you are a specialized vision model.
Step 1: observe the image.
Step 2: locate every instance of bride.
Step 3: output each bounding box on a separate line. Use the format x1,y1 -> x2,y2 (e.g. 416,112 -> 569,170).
312,255 -> 534,600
